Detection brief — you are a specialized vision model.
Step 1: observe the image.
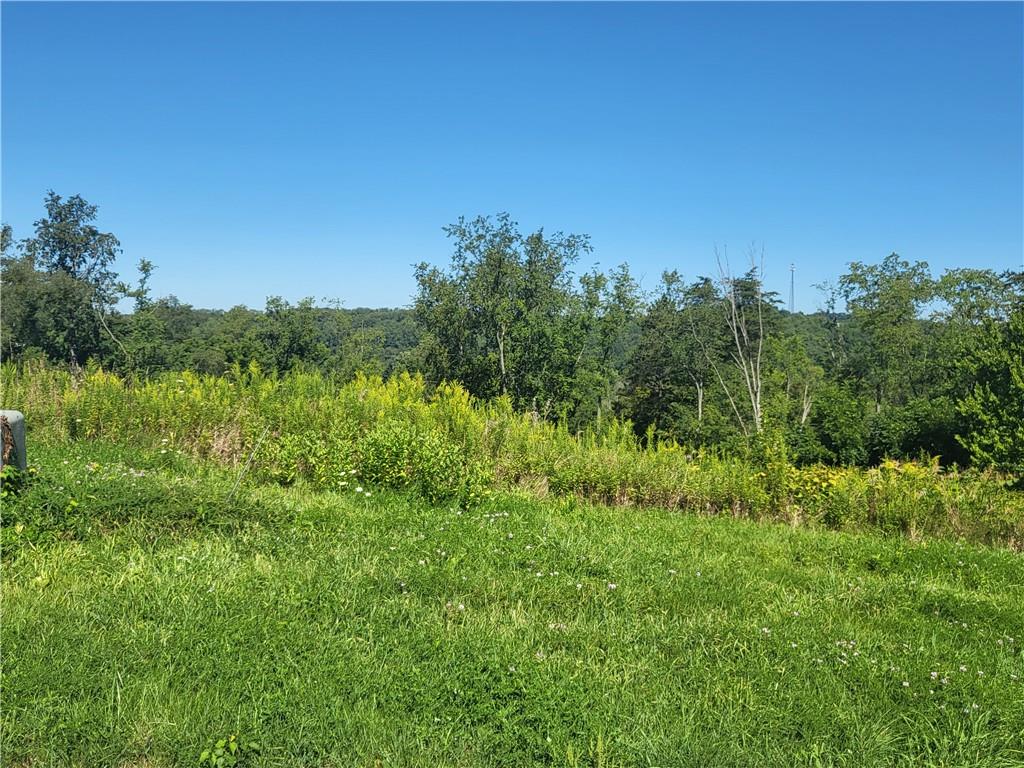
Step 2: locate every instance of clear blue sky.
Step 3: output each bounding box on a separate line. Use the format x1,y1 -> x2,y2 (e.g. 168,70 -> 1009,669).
3,2 -> 1022,311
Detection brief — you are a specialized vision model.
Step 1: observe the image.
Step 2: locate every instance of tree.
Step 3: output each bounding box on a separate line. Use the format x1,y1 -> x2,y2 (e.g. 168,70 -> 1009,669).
624,273 -> 726,442
932,267 -> 1017,394
5,192 -> 127,366
258,297 -> 330,373
186,305 -> 265,374
23,191 -> 122,304
580,266 -> 641,424
413,213 -> 597,417
766,334 -> 823,429
956,304 -> 1024,474
839,253 -> 934,411
693,250 -> 779,437
2,239 -> 108,366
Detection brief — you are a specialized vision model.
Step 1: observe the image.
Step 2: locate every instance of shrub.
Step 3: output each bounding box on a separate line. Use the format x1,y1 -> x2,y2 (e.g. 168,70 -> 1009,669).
358,420 -> 490,505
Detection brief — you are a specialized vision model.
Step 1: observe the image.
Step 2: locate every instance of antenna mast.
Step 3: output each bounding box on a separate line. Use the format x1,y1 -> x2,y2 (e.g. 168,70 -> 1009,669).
789,263 -> 795,314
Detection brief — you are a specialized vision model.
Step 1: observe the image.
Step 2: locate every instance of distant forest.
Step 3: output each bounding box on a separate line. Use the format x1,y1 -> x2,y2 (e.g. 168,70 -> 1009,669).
3,192 -> 1022,472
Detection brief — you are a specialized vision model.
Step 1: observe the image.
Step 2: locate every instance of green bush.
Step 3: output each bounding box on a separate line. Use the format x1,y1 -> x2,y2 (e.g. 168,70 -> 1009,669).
358,420 -> 490,505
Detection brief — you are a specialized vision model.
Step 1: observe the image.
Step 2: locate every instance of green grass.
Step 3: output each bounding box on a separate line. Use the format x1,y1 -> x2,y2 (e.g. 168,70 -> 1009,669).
3,442 -> 1024,767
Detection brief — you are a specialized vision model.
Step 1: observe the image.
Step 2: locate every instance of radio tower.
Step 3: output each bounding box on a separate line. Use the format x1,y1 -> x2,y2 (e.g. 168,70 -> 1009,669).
789,263 -> 795,314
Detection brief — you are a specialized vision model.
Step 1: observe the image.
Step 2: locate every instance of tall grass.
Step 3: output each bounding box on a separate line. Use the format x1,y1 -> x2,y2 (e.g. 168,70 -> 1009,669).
3,361 -> 1021,547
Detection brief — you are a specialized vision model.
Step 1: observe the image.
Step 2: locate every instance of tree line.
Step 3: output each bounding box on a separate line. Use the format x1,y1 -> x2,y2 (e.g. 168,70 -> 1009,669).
3,192 -> 1021,473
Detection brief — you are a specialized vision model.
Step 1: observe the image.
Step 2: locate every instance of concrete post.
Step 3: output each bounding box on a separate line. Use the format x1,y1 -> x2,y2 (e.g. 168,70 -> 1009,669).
0,410 -> 27,470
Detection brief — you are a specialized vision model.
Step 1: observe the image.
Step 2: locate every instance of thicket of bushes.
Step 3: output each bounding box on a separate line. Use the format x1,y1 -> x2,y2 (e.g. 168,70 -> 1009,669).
3,361 -> 1022,548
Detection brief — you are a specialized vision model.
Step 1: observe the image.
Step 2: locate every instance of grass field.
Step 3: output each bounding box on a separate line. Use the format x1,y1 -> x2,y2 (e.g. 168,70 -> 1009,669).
3,442 -> 1024,767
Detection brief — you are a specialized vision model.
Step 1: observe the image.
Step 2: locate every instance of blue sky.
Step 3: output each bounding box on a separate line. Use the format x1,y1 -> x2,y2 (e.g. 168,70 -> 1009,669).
3,2 -> 1022,311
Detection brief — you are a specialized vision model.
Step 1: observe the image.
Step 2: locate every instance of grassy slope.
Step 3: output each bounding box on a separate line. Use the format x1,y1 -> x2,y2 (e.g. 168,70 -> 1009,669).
3,443 -> 1023,767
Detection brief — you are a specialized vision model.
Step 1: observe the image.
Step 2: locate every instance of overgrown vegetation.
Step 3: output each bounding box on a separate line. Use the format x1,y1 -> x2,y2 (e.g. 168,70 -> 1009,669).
3,441 -> 1022,766
5,363 -> 1022,548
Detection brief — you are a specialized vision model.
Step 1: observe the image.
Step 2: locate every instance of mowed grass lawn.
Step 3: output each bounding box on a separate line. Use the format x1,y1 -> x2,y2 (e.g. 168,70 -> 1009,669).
3,444 -> 1023,767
